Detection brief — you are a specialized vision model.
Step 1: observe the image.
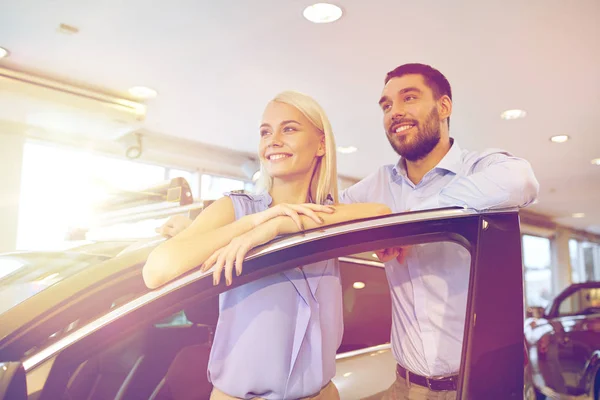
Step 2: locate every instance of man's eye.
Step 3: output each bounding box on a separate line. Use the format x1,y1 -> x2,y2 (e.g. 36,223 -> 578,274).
382,104 -> 391,111
405,95 -> 416,102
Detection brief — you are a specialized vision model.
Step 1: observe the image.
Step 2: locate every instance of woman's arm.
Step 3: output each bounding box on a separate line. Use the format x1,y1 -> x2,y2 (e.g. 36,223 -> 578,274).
205,203 -> 392,285
142,199 -> 335,289
275,203 -> 392,235
143,197 -> 243,288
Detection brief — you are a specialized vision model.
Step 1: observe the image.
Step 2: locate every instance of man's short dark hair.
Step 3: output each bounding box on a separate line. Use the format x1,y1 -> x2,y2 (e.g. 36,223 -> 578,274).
385,63 -> 452,127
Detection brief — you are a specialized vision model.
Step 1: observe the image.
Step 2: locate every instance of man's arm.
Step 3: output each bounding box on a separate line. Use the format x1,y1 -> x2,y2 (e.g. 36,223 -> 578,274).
339,166 -> 388,205
414,152 -> 539,211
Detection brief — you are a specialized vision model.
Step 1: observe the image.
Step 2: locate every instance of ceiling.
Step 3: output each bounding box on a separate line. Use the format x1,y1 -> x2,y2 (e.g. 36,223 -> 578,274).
1,0 -> 599,233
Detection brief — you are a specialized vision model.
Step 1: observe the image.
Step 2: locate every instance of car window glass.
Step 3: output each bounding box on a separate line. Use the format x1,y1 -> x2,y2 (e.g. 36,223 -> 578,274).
558,287 -> 600,316
0,252 -> 110,315
19,273 -> 148,360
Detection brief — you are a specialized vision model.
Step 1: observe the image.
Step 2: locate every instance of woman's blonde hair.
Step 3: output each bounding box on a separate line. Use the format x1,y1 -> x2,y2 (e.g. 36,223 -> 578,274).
256,90 -> 338,205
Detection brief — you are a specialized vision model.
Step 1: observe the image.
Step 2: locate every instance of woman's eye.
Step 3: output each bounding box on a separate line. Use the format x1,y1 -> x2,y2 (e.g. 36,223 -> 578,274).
260,130 -> 270,137
283,126 -> 297,132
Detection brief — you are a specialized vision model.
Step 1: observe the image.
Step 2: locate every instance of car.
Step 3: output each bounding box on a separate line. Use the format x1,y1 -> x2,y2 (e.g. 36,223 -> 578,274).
525,282 -> 600,400
0,208 -> 526,399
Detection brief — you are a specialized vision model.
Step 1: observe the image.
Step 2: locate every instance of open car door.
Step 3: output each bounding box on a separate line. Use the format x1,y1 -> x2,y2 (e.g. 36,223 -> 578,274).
1,208 -> 524,399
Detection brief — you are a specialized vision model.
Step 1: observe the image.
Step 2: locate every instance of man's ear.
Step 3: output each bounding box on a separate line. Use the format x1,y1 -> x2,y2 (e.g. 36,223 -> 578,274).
438,95 -> 452,123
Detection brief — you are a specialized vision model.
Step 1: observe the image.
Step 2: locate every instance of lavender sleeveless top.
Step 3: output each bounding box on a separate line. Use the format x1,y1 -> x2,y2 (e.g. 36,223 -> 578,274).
207,191 -> 343,399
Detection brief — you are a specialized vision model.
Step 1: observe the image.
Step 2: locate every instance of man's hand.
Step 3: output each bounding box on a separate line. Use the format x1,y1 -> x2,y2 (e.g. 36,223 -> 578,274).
155,215 -> 193,238
374,247 -> 409,263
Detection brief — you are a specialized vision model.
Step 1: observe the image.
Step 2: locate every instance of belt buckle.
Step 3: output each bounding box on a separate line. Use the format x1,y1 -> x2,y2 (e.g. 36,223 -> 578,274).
426,377 -> 432,390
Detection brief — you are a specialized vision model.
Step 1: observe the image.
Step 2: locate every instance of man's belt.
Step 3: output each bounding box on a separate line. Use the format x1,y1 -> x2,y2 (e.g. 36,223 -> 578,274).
396,364 -> 458,391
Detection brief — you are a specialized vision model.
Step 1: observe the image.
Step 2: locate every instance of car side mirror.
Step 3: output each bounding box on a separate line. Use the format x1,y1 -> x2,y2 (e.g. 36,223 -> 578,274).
0,362 -> 26,399
526,306 -> 545,319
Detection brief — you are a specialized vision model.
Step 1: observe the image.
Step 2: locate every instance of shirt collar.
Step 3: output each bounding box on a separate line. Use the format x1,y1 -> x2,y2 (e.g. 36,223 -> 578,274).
392,138 -> 462,178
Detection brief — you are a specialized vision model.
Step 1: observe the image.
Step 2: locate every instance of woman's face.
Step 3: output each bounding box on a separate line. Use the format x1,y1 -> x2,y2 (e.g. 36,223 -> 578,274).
258,101 -> 325,181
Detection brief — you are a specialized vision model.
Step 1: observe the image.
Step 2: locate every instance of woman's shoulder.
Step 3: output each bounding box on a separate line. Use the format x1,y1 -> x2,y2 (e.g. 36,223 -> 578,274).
223,190 -> 272,218
224,190 -> 271,203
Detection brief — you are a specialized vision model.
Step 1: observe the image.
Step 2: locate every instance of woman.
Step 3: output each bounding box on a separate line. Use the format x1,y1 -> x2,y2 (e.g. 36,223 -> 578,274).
143,91 -> 390,399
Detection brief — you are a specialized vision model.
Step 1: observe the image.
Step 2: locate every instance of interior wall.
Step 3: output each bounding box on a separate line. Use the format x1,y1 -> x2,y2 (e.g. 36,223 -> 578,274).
0,122 -> 25,252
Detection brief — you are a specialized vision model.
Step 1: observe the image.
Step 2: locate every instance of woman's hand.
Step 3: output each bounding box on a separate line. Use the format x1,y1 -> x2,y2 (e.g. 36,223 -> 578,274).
251,203 -> 335,231
156,215 -> 193,238
201,219 -> 281,286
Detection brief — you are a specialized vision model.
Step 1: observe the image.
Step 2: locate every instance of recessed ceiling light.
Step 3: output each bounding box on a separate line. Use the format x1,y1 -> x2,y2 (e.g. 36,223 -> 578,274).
550,135 -> 570,143
591,158 -> 600,166
252,171 -> 261,182
343,372 -> 353,378
572,213 -> 585,219
303,3 -> 343,24
353,281 -> 366,289
500,109 -> 527,120
337,146 -> 357,154
0,47 -> 9,59
128,86 -> 158,99
57,23 -> 79,35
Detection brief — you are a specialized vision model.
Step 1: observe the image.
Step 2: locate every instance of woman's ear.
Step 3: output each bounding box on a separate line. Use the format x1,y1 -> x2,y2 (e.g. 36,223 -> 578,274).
316,136 -> 326,157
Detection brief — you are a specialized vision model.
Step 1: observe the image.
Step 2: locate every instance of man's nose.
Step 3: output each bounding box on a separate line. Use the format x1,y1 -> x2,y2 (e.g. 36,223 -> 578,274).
391,106 -> 406,121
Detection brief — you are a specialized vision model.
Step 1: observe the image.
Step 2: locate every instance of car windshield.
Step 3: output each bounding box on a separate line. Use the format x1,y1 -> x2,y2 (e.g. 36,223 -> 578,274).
0,246 -> 128,316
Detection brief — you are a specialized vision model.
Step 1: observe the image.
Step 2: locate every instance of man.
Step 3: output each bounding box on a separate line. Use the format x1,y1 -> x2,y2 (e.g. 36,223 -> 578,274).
339,63 -> 539,399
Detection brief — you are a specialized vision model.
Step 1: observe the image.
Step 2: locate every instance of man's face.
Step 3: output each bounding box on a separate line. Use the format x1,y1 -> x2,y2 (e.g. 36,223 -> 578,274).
379,74 -> 444,161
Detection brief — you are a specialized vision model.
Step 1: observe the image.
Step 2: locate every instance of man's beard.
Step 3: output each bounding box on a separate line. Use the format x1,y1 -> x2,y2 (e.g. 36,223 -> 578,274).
386,107 -> 441,162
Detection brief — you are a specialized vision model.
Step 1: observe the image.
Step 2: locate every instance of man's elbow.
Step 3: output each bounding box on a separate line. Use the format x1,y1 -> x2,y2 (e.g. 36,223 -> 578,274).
517,164 -> 540,207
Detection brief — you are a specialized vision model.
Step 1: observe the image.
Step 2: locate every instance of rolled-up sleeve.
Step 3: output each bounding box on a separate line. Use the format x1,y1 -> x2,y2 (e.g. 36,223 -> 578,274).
414,153 -> 539,211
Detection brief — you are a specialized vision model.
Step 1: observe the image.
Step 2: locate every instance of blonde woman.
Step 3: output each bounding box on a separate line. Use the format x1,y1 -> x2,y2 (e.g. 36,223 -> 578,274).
143,91 -> 390,399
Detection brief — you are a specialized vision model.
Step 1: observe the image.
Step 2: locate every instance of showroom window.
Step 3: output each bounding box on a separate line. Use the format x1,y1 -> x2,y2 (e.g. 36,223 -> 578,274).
200,174 -> 254,200
570,239 -> 600,283
17,141 -> 167,250
522,234 -> 553,308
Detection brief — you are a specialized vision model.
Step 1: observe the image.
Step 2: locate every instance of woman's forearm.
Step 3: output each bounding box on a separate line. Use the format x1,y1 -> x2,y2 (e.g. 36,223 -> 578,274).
275,203 -> 391,235
143,214 -> 257,288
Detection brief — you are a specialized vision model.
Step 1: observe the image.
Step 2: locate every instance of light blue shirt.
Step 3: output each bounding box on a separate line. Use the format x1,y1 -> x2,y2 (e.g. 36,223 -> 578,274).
207,192 -> 343,399
340,140 -> 539,377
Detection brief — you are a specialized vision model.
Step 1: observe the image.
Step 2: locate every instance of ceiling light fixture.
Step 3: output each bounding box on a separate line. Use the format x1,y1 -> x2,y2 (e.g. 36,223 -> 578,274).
500,109 -> 527,120
303,3 -> 343,24
371,253 -> 378,259
353,282 -> 366,289
337,146 -> 357,154
128,86 -> 158,99
572,213 -> 585,219
57,23 -> 79,35
0,47 -> 9,59
591,158 -> 600,166
550,135 -> 570,143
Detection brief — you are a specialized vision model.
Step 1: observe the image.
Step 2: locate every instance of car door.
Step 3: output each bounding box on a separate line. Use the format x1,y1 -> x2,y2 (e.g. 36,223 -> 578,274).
553,285 -> 600,395
0,208 -> 525,400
